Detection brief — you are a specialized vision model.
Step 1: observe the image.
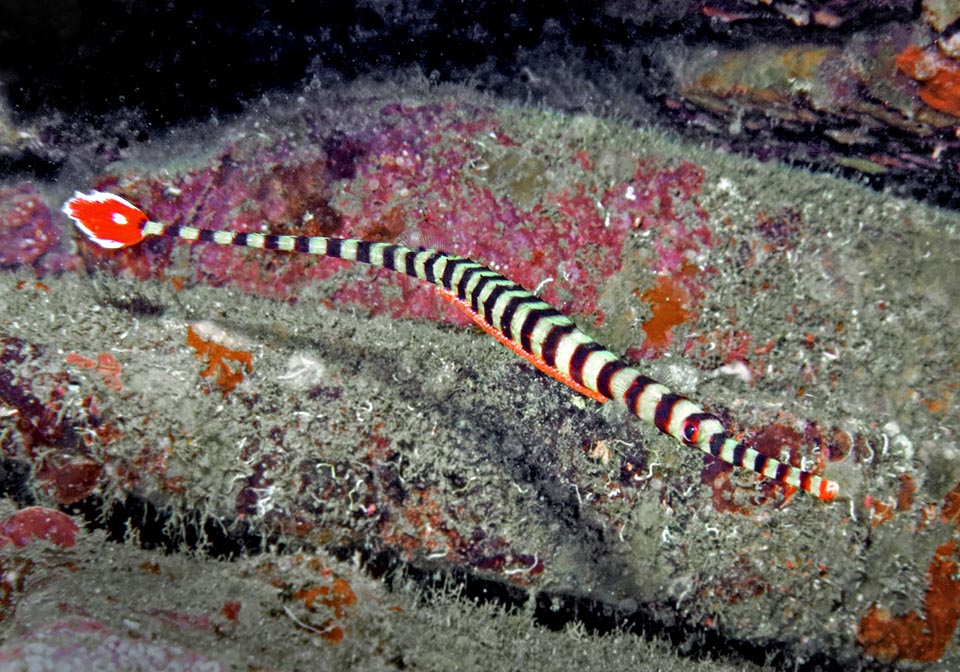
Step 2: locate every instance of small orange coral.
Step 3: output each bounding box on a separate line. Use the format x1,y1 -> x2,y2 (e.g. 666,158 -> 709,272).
896,44 -> 960,118
65,352 -> 123,391
185,326 -> 253,394
857,540 -> 960,662
638,270 -> 695,352
858,479 -> 960,661
292,577 -> 357,643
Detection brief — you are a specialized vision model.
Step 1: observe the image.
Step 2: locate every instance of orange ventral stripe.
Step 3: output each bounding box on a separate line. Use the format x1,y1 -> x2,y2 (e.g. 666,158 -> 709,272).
435,287 -> 609,405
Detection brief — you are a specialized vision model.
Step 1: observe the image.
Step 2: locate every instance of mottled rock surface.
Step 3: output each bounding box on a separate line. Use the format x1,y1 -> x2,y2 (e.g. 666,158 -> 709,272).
0,83 -> 958,668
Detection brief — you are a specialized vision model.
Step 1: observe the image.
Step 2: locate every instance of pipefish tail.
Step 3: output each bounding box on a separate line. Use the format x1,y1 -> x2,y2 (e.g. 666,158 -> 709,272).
63,190 -> 839,502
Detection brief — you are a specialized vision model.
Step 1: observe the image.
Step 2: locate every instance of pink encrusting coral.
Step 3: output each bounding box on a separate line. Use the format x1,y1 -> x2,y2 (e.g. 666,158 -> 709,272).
81,104 -> 714,336
0,507 -> 78,549
0,618 -> 226,670
329,108 -> 713,328
0,184 -> 79,274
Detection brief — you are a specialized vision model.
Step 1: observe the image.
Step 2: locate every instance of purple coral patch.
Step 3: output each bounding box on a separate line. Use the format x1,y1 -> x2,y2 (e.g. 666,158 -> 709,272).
0,183 -> 78,273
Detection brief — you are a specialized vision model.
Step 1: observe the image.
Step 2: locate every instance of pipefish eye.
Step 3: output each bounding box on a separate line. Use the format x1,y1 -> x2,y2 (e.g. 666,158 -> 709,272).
681,417 -> 700,445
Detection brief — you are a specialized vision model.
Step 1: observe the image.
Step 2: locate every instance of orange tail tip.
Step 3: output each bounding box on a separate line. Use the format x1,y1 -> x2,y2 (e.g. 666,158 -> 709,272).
62,191 -> 149,249
820,478 -> 840,502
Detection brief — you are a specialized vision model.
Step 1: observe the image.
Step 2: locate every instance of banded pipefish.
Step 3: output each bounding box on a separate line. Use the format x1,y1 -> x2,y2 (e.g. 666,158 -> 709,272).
63,190 -> 839,502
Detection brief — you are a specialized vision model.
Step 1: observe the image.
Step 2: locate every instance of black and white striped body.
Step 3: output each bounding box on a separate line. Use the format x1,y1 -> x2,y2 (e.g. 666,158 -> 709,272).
145,220 -> 838,501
